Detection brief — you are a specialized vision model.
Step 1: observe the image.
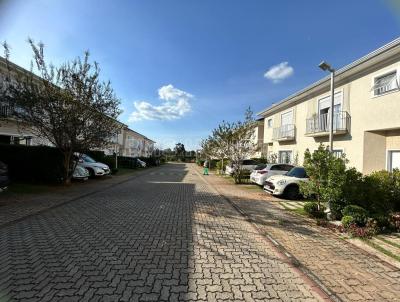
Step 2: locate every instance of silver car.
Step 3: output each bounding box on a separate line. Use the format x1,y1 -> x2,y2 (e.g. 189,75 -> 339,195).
250,163 -> 294,186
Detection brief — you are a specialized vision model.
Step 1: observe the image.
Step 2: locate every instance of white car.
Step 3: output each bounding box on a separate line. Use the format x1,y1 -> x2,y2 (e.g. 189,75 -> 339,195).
137,159 -> 146,168
250,163 -> 294,186
72,164 -> 90,181
225,159 -> 259,175
75,154 -> 111,177
264,167 -> 309,200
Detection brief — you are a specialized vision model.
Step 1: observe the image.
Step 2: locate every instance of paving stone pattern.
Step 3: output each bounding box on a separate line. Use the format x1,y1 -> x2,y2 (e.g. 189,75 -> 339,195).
0,163 -> 322,301
202,168 -> 400,302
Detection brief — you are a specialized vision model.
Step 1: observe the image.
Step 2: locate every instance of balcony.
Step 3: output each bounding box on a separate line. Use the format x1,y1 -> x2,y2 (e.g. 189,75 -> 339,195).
306,111 -> 351,137
0,105 -> 13,118
273,124 -> 296,141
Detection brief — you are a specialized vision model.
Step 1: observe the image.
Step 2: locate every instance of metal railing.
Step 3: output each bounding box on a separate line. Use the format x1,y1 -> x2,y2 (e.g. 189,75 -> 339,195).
0,105 -> 12,118
273,124 -> 296,140
374,81 -> 399,95
306,111 -> 351,134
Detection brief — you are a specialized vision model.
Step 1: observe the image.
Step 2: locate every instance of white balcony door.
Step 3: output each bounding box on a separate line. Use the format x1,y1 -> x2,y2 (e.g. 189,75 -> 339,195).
318,92 -> 342,131
389,151 -> 400,172
280,111 -> 293,137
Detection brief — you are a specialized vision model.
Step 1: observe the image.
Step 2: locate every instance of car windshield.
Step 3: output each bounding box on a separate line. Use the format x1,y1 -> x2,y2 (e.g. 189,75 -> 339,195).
82,154 -> 97,163
254,164 -> 267,170
286,167 -> 308,178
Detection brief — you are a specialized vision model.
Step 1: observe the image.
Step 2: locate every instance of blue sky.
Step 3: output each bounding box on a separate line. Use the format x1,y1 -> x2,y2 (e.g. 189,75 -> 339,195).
1,0 -> 400,150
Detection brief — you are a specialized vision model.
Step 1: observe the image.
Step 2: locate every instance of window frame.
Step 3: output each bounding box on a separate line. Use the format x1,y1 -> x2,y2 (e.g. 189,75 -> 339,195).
386,149 -> 400,172
332,149 -> 344,159
278,150 -> 292,164
371,69 -> 400,98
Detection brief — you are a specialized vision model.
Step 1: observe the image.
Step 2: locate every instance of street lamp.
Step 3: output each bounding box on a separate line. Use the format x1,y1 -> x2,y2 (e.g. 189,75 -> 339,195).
319,61 -> 335,152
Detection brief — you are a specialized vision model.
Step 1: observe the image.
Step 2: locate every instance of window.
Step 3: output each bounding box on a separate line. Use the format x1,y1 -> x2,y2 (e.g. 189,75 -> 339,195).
279,151 -> 292,164
270,164 -> 281,171
267,119 -> 273,128
286,167 -> 308,178
388,151 -> 400,172
332,149 -> 343,159
373,71 -> 398,96
243,159 -> 257,165
280,111 -> 293,126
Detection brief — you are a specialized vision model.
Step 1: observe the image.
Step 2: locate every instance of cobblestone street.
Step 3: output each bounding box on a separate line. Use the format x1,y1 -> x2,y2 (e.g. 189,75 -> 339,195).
0,163 -> 324,301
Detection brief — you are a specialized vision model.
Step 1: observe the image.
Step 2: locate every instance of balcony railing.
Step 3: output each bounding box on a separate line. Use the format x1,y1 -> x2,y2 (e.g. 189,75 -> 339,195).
306,111 -> 351,136
0,105 -> 13,118
273,124 -> 296,141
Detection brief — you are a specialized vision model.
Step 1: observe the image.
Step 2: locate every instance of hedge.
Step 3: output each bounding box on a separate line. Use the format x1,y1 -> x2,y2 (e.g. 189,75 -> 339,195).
0,144 -> 65,183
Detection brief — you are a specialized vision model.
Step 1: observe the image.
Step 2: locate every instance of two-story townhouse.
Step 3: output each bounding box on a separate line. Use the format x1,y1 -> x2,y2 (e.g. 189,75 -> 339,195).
0,56 -> 156,157
120,127 -> 155,158
258,37 -> 400,174
0,56 -> 51,146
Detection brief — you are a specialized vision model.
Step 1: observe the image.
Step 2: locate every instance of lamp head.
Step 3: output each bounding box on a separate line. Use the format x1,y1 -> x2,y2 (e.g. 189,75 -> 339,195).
318,61 -> 334,72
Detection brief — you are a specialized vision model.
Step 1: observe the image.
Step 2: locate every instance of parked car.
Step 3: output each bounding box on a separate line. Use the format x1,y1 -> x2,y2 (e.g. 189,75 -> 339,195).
225,159 -> 259,175
72,164 -> 90,181
250,163 -> 294,186
137,159 -> 146,168
263,167 -> 309,200
0,161 -> 10,192
74,154 -> 110,177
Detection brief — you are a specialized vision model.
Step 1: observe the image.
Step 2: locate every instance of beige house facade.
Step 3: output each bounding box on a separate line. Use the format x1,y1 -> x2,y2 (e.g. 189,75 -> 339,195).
258,37 -> 400,174
120,127 -> 155,158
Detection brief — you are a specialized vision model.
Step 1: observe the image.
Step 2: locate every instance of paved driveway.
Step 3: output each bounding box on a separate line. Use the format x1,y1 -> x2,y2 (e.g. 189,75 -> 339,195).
0,163 -> 323,301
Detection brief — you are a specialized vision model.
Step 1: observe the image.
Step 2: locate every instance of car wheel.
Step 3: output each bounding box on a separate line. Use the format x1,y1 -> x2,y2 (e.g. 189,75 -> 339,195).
285,185 -> 299,200
87,168 -> 95,178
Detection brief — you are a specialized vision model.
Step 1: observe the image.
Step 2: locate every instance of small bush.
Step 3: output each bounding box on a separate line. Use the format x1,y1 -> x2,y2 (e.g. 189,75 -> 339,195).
304,202 -> 326,219
216,159 -> 229,172
342,205 -> 368,226
346,218 -> 379,238
389,212 -> 400,232
196,159 -> 205,167
341,215 -> 355,228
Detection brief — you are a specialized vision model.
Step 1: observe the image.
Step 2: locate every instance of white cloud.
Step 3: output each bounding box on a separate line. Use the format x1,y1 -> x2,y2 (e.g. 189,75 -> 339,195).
264,62 -> 294,83
129,84 -> 193,122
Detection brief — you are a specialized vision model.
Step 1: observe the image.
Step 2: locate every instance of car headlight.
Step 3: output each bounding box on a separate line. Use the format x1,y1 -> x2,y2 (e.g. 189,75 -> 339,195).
277,180 -> 287,186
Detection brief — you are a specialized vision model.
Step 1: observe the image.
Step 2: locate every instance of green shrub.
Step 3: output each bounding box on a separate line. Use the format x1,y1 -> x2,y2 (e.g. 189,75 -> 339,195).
339,169 -> 400,221
301,144 -> 347,213
216,159 -> 230,172
342,205 -> 368,226
196,159 -> 205,167
0,144 -> 65,183
341,215 -> 355,228
303,202 -> 326,219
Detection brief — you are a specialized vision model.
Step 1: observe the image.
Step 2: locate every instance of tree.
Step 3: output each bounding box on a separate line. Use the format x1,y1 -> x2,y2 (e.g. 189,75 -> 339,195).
210,120 -> 235,173
299,144 -> 347,216
230,107 -> 258,183
1,40 -> 121,184
174,143 -> 186,160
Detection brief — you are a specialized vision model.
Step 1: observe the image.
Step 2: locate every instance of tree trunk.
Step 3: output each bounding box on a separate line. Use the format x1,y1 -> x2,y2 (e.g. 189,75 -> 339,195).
62,150 -> 72,185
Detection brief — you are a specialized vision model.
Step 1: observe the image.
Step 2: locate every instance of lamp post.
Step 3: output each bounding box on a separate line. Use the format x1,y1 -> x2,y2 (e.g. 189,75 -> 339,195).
318,61 -> 335,152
